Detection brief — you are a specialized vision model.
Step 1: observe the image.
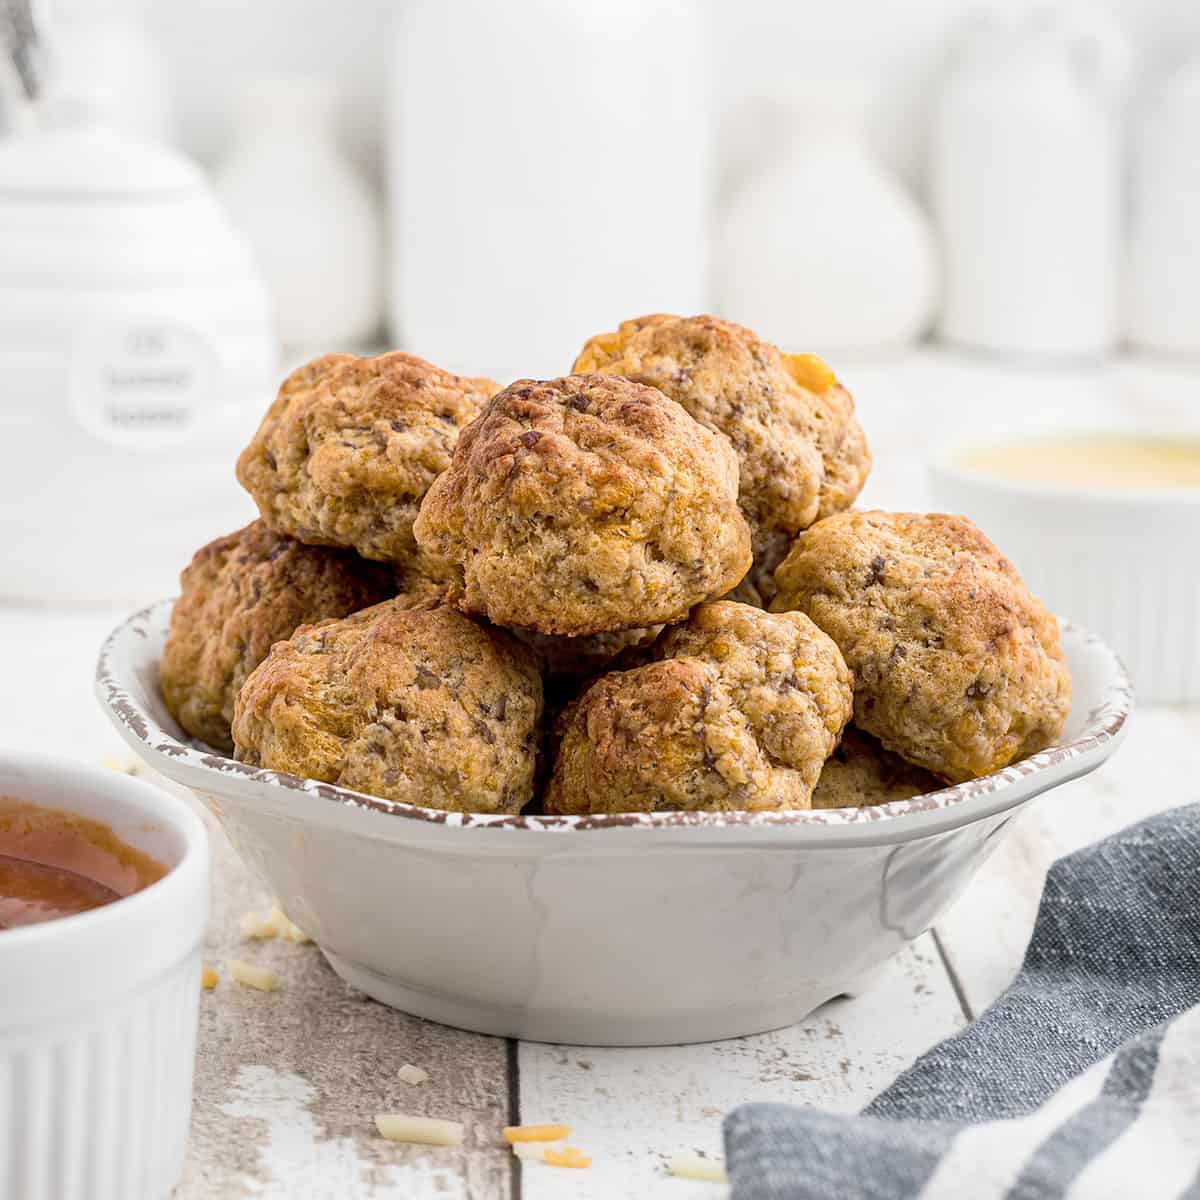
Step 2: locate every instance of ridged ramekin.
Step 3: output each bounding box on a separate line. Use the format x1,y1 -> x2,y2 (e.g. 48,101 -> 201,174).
930,436 -> 1200,705
0,752 -> 209,1200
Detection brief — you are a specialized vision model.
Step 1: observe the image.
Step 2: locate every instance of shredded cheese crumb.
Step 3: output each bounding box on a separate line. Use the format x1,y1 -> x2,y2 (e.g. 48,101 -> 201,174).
543,1146 -> 591,1169
227,960 -> 278,992
503,1124 -> 572,1144
201,966 -> 219,991
374,1114 -> 463,1146
668,1152 -> 728,1183
398,1064 -> 429,1086
239,909 -> 275,939
274,909 -> 311,944
240,905 -> 311,944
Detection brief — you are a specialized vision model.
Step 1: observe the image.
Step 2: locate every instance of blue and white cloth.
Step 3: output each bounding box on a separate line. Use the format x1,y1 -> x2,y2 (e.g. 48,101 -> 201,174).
725,805 -> 1200,1199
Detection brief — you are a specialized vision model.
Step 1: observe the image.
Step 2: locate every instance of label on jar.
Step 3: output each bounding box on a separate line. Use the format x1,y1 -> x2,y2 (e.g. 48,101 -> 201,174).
68,321 -> 218,450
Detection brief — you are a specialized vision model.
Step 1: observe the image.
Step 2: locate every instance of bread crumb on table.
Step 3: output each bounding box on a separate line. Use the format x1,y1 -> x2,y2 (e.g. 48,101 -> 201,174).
201,965 -> 219,991
374,1114 -> 463,1146
227,960 -> 279,992
397,1064 -> 429,1086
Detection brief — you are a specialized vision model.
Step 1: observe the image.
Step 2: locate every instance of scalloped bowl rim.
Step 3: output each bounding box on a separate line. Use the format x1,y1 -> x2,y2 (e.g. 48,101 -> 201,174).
95,599 -> 1132,844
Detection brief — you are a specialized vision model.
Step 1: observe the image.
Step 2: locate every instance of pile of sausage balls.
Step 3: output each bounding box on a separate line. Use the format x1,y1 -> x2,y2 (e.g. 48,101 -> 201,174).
161,314 -> 1070,817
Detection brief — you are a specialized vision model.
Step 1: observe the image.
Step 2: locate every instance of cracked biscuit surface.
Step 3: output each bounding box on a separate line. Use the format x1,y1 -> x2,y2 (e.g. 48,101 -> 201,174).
811,727 -> 941,809
413,374 -> 752,635
771,510 -> 1071,783
236,351 -> 496,564
572,314 -> 870,590
543,601 -> 852,814
160,521 -> 392,753
232,596 -> 543,814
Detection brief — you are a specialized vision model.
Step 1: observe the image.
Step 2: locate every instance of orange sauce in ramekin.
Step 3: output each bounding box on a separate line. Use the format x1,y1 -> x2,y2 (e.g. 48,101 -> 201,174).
0,798 -> 165,931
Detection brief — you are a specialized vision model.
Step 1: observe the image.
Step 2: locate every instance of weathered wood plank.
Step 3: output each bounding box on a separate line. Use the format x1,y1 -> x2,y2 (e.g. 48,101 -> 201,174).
516,933 -> 966,1199
178,810 -> 515,1199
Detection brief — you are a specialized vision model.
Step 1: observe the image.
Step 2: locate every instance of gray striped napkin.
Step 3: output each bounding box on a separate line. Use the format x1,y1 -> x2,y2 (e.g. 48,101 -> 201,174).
724,804 -> 1200,1199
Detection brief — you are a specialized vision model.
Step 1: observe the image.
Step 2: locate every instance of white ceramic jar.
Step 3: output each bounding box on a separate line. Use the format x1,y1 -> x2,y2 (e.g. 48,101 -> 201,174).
0,115 -> 276,603
719,92 -> 938,354
931,5 -> 1129,357
1126,59 -> 1200,356
388,0 -> 711,381
0,752 -> 209,1200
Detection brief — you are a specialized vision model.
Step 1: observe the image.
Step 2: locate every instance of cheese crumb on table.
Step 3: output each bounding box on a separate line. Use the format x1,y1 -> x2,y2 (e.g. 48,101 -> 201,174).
668,1151 -> 728,1183
398,1064 -> 429,1086
502,1124 -> 572,1143
240,904 -> 311,944
201,965 -> 219,991
274,908 -> 311,943
374,1114 -> 464,1146
227,960 -> 279,992
542,1146 -> 592,1169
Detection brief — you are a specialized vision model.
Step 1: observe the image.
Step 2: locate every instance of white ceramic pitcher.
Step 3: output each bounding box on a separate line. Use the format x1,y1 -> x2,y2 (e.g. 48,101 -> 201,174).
1125,58 -> 1200,357
932,5 -> 1130,358
387,0 -> 711,382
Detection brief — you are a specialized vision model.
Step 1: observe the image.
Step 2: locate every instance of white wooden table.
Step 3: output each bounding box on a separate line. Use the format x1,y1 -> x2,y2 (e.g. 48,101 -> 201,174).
4,351 -> 1198,1198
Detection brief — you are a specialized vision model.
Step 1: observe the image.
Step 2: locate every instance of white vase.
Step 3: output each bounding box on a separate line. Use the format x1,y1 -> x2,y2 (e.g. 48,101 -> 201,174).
216,75 -> 384,353
932,5 -> 1129,358
718,94 -> 937,354
387,0 -> 711,381
1125,59 -> 1200,357
41,0 -> 176,145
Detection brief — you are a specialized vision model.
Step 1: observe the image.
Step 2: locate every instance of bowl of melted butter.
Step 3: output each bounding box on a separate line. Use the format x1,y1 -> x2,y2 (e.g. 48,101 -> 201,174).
953,434 -> 1200,493
931,431 -> 1200,703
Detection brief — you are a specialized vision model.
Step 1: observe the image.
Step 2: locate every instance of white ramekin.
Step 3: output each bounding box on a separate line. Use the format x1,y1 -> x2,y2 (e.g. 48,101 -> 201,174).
0,752 -> 209,1200
930,435 -> 1200,705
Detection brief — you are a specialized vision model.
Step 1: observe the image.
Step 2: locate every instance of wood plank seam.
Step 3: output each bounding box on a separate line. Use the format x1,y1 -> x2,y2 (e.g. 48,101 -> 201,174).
507,1038 -> 523,1200
932,926 -> 976,1021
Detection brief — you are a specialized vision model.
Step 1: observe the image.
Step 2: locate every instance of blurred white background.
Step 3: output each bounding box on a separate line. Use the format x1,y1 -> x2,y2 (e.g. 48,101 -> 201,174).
131,0 -> 1199,193
0,0 -> 1198,607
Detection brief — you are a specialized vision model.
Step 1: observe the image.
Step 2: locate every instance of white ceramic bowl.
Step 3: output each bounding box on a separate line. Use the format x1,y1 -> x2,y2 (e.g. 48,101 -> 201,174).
97,601 -> 1128,1047
930,435 -> 1200,704
0,752 -> 209,1200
